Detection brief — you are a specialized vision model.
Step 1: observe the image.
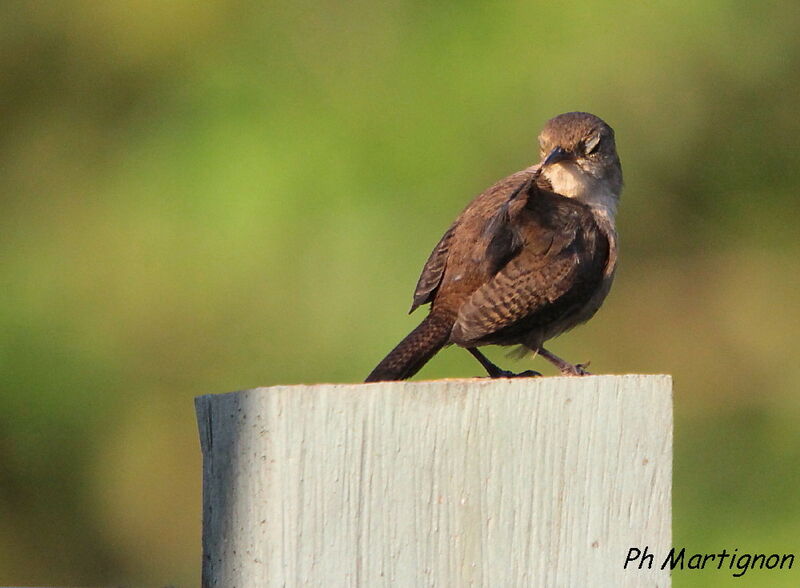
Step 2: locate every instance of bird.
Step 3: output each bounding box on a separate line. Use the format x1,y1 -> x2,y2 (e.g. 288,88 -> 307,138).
365,112 -> 622,382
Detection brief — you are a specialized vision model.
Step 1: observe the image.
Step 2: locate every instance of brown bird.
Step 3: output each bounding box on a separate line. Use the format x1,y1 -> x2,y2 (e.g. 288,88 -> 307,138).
365,112 -> 622,382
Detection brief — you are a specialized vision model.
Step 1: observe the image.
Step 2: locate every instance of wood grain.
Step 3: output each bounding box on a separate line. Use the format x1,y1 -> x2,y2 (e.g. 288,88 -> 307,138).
196,375 -> 672,587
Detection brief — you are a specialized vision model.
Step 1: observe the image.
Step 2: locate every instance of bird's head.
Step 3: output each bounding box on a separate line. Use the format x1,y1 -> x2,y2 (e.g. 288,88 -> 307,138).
536,112 -> 623,216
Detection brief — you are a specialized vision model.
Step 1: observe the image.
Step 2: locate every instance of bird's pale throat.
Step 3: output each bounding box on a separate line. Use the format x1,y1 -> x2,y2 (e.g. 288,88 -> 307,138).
543,163 -> 618,219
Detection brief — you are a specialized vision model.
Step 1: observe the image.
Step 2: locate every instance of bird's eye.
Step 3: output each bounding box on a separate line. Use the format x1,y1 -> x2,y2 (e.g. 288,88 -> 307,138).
583,134 -> 601,155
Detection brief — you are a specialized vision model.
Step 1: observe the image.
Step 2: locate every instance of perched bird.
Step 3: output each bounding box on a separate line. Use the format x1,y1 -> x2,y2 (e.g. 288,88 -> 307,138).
366,112 -> 622,382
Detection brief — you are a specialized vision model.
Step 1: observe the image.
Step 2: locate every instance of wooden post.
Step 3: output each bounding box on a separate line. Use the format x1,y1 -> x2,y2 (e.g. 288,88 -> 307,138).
196,375 -> 672,587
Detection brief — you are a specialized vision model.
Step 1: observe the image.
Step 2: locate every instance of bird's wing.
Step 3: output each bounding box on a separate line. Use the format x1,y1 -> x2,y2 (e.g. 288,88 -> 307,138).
452,187 -> 602,344
410,168 -> 540,314
410,223 -> 456,313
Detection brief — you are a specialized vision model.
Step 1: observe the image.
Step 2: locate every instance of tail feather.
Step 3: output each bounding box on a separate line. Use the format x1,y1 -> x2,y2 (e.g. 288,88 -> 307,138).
365,313 -> 453,382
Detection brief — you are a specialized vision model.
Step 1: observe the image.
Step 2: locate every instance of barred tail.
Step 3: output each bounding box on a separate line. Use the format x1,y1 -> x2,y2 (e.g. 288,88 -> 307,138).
365,313 -> 453,382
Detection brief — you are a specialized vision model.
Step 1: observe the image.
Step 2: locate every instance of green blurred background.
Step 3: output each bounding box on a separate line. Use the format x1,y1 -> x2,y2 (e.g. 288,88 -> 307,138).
1,1 -> 799,586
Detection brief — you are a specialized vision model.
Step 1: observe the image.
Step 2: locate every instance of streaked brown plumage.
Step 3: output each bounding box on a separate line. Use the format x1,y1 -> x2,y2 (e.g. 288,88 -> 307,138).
366,112 -> 622,382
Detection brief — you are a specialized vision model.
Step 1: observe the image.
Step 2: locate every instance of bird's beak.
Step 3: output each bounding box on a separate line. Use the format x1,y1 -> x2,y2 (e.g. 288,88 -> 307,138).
542,146 -> 572,168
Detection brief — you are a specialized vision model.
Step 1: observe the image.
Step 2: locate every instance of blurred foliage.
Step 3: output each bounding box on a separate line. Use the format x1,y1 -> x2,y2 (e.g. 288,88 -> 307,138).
1,1 -> 799,585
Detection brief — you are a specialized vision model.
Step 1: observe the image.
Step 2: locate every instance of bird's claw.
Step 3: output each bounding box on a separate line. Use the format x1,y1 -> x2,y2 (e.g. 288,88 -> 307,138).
560,361 -> 591,376
489,368 -> 542,379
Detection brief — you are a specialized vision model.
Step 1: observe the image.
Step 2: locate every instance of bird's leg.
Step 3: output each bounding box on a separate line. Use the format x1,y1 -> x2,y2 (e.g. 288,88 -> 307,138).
538,347 -> 591,376
467,348 -> 541,378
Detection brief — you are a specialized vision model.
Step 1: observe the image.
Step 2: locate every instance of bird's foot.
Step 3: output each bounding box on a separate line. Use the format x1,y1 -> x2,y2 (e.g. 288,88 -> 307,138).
466,347 -> 541,378
559,361 -> 591,377
489,368 -> 542,379
538,348 -> 593,376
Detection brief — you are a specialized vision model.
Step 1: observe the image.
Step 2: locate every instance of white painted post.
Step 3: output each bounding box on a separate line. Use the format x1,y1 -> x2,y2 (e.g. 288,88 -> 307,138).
196,375 -> 672,588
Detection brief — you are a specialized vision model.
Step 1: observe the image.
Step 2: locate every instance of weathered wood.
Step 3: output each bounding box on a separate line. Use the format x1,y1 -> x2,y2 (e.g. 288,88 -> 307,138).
196,375 -> 672,587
